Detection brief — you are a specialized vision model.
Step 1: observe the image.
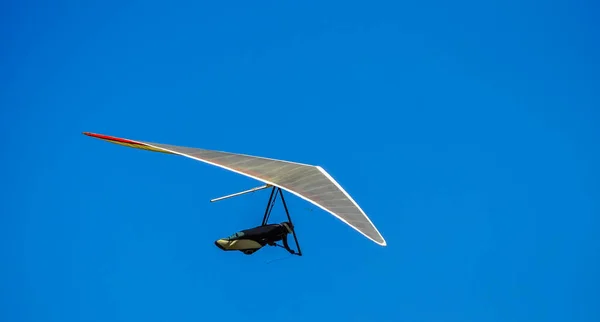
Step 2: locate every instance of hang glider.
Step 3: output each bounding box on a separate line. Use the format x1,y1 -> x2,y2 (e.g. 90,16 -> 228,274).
83,132 -> 386,247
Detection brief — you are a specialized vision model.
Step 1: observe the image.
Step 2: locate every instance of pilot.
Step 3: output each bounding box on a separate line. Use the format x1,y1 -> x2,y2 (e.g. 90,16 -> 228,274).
214,222 -> 296,255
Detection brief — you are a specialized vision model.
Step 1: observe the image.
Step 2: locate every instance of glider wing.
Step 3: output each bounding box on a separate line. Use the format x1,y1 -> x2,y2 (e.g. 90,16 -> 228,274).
83,132 -> 386,246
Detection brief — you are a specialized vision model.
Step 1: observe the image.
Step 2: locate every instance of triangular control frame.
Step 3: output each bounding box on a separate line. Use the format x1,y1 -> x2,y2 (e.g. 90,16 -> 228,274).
211,184 -> 303,256
261,187 -> 303,256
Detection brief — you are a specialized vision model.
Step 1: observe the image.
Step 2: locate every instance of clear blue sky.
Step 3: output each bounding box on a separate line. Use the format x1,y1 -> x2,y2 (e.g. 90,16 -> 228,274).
2,1 -> 599,321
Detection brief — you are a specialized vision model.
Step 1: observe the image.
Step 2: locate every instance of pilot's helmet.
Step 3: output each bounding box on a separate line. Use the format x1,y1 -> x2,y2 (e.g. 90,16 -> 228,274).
282,222 -> 294,233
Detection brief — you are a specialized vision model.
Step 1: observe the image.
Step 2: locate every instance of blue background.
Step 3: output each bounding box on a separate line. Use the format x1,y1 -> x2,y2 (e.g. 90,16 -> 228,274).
2,1 -> 599,321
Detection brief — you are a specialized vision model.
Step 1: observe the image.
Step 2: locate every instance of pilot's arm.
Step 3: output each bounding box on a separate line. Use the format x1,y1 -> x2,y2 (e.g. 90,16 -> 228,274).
281,234 -> 295,254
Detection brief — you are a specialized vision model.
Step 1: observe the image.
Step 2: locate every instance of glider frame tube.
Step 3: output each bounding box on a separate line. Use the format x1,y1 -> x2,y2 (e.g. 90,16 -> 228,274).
210,184 -> 271,202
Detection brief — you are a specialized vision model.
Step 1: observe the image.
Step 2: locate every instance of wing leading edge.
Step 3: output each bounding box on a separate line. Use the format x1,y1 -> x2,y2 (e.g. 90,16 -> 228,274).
83,132 -> 386,246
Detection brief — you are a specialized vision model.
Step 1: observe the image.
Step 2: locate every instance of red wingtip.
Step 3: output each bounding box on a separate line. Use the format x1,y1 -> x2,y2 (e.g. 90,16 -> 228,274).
82,132 -> 141,145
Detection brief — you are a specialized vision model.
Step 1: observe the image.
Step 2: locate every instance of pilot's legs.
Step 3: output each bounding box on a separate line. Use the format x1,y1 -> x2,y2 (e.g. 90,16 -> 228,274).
214,238 -> 263,254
